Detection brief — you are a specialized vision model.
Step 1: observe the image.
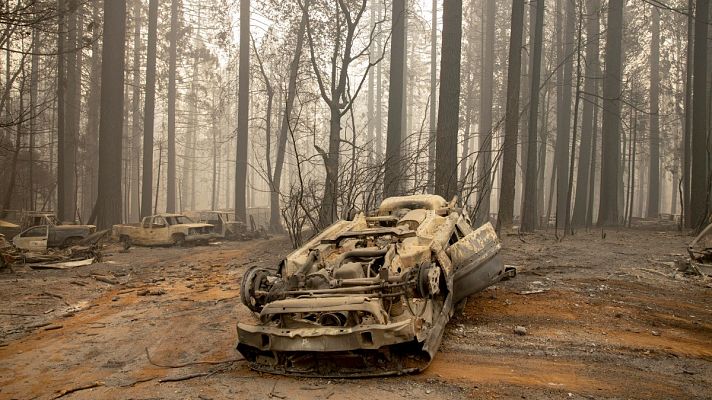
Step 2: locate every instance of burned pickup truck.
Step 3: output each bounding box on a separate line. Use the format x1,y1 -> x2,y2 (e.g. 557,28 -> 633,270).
194,211 -> 268,241
12,224 -> 97,251
113,214 -> 215,248
237,194 -> 511,377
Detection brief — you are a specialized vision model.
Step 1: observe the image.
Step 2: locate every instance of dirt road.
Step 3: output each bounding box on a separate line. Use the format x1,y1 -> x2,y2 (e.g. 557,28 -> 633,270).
0,228 -> 710,399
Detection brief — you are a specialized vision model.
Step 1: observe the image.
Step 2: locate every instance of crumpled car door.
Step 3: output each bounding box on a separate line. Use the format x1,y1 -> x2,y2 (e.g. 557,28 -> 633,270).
13,226 -> 49,252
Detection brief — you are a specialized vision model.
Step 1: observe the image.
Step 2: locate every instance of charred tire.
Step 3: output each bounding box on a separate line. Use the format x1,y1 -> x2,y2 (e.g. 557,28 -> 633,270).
172,234 -> 186,247
120,235 -> 132,250
241,265 -> 272,312
416,261 -> 445,299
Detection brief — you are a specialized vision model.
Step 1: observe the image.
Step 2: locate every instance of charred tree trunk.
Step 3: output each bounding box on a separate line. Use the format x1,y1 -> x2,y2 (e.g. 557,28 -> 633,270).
672,160 -> 679,215
572,0 -> 600,227
235,0 -> 250,222
166,0 -> 178,213
29,20 -> 39,211
96,0 -> 127,229
647,6 -> 661,219
627,112 -> 637,226
211,118 -> 218,210
597,0 -> 624,226
182,50 -> 200,212
587,97 -> 599,227
84,0 -> 102,219
498,0 -> 525,230
521,0 -> 545,232
384,0 -> 406,198
537,82 -> 552,221
475,0 -> 495,222
554,0 -> 573,225
428,0 -> 437,192
1,93 -> 23,214
683,0 -> 693,227
66,0 -> 82,221
130,0 -> 142,220
375,1 -> 383,161
517,2 -> 534,215
690,0 -> 709,228
434,0 -> 462,201
564,9 -> 584,235
367,0 -> 375,164
56,0 -> 68,221
141,0 -> 157,219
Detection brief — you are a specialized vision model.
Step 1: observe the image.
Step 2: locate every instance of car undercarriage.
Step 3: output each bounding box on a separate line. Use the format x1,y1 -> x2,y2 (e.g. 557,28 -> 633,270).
237,195 -> 512,377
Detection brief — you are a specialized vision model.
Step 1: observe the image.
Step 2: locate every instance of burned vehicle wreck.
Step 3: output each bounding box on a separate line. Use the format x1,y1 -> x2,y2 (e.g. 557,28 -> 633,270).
237,195 -> 512,377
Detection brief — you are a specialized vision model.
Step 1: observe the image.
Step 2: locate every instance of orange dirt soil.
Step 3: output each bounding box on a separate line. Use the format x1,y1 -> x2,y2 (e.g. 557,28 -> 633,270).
0,227 -> 710,399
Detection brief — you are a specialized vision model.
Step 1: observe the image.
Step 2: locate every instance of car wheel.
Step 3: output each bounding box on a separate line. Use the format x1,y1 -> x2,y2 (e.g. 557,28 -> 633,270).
241,265 -> 271,312
120,236 -> 132,250
173,234 -> 186,247
63,236 -> 82,248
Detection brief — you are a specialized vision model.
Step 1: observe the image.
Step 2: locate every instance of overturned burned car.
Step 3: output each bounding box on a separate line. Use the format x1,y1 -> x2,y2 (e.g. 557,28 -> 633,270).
236,195 -> 512,377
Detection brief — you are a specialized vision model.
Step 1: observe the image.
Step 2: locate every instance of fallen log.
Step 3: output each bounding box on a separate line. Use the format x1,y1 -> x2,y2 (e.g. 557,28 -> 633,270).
158,373 -> 208,383
52,381 -> 104,399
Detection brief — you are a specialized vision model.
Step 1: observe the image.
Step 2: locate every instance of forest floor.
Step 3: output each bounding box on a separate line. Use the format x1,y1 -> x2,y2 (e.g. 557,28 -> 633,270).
0,226 -> 710,399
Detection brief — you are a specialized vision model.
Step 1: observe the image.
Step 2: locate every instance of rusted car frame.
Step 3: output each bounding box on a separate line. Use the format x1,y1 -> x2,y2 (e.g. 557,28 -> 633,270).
236,195 -> 511,377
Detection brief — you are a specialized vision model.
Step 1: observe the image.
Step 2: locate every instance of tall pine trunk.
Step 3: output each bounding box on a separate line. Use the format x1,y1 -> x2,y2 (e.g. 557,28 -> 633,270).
29,17 -> 40,211
375,1 -> 383,161
56,0 -> 68,221
690,0 -> 709,228
434,0 -> 462,201
428,0 -> 437,191
554,0 -> 573,225
141,0 -> 158,218
166,0 -> 178,213
235,0 -> 250,222
521,0 -> 545,232
183,49 -> 200,211
683,0 -> 693,227
498,0 -> 525,230
67,0 -> 82,220
597,0 -> 624,226
572,0 -> 600,227
84,0 -> 101,219
475,0 -> 495,222
130,0 -> 142,221
647,6 -> 661,218
384,0 -> 406,198
96,0 -> 127,229
367,0 -> 375,164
